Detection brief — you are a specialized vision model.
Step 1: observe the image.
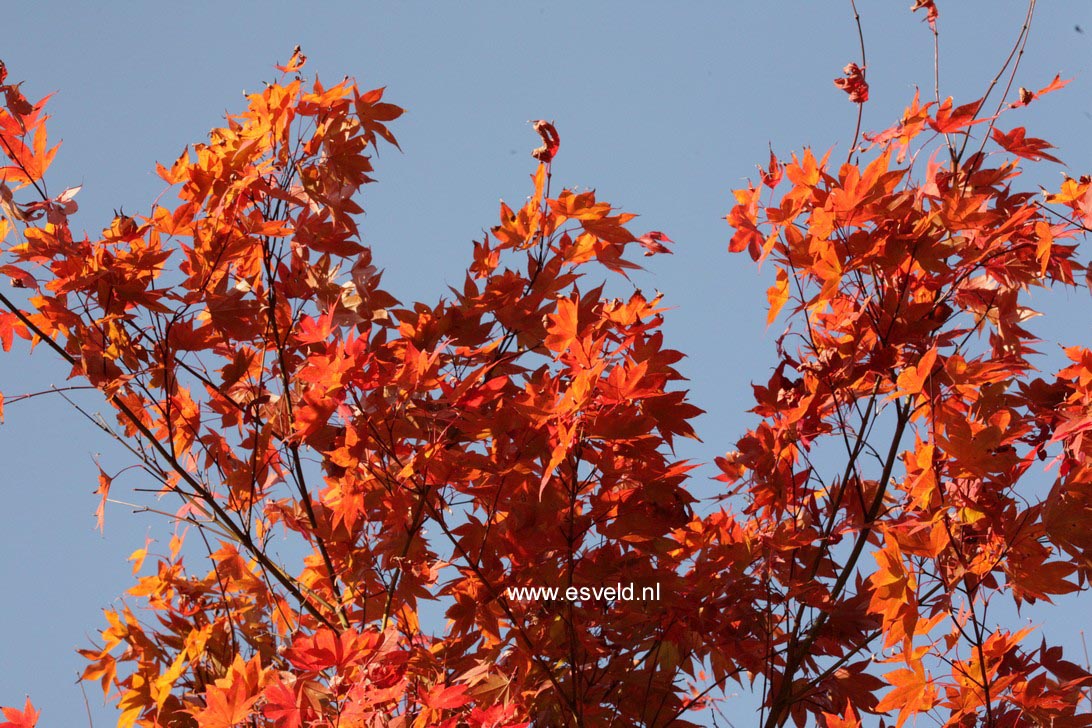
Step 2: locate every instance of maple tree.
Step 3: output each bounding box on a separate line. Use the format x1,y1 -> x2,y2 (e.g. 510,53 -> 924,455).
1,3 -> 1092,726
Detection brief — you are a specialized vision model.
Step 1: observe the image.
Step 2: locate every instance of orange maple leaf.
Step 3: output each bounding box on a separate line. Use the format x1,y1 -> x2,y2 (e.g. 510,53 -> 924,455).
0,698 -> 39,728
276,45 -> 307,74
876,660 -> 935,726
929,96 -> 990,134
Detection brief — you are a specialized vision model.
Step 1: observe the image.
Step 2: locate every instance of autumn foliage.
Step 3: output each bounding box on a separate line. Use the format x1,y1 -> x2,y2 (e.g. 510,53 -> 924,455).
2,8 -> 1092,727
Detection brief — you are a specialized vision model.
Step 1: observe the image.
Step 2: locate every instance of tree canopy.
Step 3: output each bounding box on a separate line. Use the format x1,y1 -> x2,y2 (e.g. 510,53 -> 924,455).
1,4 -> 1091,726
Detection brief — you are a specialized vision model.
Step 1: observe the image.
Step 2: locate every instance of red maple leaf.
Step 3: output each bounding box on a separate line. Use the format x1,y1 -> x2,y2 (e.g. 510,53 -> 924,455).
991,126 -> 1062,163
262,679 -> 302,728
911,0 -> 939,31
530,120 -> 560,163
833,63 -> 869,103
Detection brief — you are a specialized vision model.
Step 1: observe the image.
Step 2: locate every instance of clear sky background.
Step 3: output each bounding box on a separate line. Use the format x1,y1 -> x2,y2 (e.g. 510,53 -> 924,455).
1,3 -> 1090,726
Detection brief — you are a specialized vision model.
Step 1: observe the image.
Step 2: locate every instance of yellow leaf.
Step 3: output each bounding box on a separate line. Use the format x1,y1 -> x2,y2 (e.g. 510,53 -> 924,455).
1035,220 -> 1052,275
767,267 -> 790,325
153,652 -> 188,709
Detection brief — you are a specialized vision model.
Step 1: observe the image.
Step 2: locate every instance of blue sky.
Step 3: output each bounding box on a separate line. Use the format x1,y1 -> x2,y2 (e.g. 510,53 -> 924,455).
1,3 -> 1090,725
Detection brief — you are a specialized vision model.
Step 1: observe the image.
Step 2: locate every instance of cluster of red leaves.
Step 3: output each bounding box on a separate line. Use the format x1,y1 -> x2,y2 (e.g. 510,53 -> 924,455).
0,50 -> 712,728
723,78 -> 1092,725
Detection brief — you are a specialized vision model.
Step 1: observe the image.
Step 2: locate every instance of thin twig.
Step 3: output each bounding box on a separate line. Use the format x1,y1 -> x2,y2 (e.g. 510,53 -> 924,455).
846,0 -> 867,165
957,0 -> 1036,166
78,673 -> 95,728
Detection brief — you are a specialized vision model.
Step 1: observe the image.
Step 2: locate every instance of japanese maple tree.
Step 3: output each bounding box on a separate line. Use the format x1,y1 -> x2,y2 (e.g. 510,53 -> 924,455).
1,3 -> 1091,726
